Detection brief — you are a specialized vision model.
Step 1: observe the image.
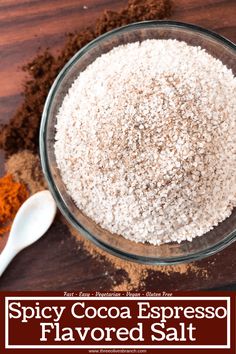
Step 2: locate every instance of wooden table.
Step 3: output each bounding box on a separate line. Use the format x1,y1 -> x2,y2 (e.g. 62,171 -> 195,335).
0,0 -> 236,291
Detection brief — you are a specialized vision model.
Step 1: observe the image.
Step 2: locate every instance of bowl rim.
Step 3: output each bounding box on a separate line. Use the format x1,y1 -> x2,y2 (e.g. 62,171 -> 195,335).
40,20 -> 236,265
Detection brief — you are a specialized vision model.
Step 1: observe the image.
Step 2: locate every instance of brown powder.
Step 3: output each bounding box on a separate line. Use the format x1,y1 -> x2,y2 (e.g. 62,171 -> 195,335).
0,0 -> 172,156
67,221 -> 207,291
0,52 -> 56,155
5,151 -> 46,194
95,0 -> 172,35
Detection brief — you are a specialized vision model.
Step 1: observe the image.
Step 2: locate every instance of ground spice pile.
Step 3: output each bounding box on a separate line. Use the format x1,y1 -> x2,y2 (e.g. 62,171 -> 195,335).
0,0 -> 209,289
0,174 -> 28,236
67,221 -> 208,291
6,150 -> 46,194
0,0 -> 171,156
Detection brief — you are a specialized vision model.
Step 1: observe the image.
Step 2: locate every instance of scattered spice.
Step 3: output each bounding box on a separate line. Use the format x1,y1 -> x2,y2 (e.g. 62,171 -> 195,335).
95,0 -> 171,35
65,220 -> 208,291
6,150 -> 46,194
1,0 -> 209,290
0,174 -> 28,236
0,0 -> 172,156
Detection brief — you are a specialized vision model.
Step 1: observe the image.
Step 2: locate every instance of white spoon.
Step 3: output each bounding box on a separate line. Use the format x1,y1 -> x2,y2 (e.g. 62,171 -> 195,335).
0,190 -> 57,277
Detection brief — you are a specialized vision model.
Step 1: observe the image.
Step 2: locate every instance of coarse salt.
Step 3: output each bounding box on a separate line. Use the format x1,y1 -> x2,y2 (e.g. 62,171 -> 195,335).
55,39 -> 236,245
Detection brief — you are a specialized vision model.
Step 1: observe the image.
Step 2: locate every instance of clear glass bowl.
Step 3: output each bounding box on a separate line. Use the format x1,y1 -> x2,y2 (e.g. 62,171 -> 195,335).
40,21 -> 236,265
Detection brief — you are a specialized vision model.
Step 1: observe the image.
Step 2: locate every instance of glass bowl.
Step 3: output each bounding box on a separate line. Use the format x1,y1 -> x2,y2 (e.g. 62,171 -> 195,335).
40,20 -> 236,265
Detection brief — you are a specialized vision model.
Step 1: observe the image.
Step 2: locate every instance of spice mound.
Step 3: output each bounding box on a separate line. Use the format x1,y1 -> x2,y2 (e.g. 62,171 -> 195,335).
55,39 -> 236,245
0,174 -> 28,236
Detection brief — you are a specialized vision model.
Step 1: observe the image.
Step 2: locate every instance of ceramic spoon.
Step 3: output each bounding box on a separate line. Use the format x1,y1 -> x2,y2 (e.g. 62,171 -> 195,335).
0,190 -> 57,277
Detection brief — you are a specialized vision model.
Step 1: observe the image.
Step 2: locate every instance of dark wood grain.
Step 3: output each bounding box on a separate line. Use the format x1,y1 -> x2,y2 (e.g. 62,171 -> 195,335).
0,0 -> 236,291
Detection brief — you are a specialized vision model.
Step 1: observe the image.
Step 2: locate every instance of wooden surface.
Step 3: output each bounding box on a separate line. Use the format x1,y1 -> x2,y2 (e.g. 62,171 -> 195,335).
0,0 -> 236,291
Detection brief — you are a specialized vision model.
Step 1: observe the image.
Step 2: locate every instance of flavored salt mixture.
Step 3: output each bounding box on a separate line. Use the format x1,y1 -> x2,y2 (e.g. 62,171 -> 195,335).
55,39 -> 236,245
